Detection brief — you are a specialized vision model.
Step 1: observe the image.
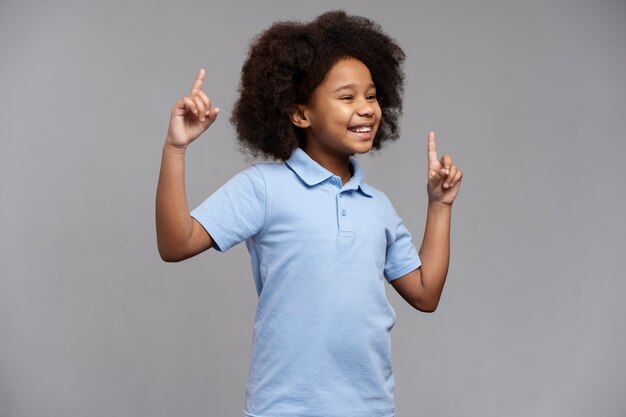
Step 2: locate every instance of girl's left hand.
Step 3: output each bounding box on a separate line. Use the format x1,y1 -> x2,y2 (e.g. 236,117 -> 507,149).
426,131 -> 463,206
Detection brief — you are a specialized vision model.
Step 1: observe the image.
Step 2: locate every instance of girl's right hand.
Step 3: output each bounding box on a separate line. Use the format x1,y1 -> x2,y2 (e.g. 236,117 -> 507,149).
165,68 -> 220,149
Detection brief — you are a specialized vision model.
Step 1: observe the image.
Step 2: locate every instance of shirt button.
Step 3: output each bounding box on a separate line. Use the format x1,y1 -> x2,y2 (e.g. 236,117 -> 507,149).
341,209 -> 347,216
339,194 -> 343,198
329,178 -> 337,185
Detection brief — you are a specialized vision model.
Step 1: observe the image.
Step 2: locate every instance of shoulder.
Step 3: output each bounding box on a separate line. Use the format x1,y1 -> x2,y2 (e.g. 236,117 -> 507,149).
363,183 -> 408,231
221,164 -> 265,189
225,160 -> 289,184
250,159 -> 301,186
251,160 -> 289,175
209,164 -> 270,204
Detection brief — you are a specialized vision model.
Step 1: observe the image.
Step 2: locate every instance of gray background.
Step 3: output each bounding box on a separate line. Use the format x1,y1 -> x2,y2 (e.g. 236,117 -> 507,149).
1,0 -> 625,416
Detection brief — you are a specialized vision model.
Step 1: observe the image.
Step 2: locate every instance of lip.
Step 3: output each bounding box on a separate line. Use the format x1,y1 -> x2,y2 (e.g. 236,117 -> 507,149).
348,123 -> 376,140
348,128 -> 374,140
348,123 -> 375,130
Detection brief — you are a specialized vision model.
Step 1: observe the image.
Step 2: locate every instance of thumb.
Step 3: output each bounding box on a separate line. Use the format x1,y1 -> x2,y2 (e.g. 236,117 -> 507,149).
428,169 -> 444,188
202,107 -> 220,128
208,107 -> 220,121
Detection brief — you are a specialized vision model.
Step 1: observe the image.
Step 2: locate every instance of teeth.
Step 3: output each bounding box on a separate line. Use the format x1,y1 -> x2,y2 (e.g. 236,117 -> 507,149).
350,126 -> 372,133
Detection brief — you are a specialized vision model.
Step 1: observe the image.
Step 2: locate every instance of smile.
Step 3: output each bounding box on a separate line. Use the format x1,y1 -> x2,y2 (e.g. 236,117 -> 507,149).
348,126 -> 372,133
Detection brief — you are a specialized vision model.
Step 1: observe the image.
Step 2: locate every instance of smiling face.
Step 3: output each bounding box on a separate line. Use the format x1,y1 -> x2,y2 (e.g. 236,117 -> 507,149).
292,58 -> 382,159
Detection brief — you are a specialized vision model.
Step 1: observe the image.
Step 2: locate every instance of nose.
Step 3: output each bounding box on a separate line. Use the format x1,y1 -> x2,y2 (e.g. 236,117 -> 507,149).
357,100 -> 375,117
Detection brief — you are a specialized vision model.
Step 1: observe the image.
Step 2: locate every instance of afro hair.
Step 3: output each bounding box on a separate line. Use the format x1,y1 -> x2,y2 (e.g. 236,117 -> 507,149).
230,10 -> 406,161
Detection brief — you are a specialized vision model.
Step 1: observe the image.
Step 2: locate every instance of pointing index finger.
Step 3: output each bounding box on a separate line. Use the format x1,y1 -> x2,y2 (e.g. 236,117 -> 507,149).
428,131 -> 438,164
189,68 -> 205,95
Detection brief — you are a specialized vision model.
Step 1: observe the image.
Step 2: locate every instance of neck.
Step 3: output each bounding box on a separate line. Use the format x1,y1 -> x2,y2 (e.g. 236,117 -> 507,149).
303,143 -> 353,186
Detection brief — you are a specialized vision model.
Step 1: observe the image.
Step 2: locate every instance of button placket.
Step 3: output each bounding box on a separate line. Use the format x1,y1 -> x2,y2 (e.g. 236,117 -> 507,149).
337,189 -> 350,230
336,190 -> 353,243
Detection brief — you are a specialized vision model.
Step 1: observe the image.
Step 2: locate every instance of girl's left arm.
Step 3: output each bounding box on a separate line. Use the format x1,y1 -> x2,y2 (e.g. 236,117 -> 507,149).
390,132 -> 463,312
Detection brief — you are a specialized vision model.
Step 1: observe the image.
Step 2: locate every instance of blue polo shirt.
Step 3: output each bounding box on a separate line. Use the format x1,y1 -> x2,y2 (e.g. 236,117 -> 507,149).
191,147 -> 421,417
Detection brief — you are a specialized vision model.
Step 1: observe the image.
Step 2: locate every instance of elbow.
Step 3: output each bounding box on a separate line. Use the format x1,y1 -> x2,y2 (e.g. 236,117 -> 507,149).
158,245 -> 187,263
159,251 -> 181,263
411,298 -> 439,313
417,304 -> 438,313
160,253 -> 184,263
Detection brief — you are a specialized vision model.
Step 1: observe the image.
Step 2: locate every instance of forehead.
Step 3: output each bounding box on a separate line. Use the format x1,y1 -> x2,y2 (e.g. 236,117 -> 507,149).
320,58 -> 374,88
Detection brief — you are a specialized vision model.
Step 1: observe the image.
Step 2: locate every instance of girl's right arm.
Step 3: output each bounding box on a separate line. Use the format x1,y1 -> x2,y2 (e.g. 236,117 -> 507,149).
156,69 -> 220,262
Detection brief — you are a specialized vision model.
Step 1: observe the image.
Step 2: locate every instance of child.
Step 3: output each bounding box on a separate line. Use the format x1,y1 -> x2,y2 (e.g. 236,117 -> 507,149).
156,10 -> 462,417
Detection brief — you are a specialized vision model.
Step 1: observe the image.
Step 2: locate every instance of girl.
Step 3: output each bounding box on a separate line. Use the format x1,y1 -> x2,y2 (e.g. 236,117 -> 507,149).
156,10 -> 462,417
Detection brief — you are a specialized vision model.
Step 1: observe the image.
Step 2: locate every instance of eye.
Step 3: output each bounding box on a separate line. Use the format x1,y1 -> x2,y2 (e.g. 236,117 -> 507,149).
340,95 -> 354,101
367,94 -> 377,100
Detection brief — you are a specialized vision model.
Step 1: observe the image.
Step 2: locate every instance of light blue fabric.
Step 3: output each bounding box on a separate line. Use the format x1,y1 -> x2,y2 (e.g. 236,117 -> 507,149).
191,147 -> 421,417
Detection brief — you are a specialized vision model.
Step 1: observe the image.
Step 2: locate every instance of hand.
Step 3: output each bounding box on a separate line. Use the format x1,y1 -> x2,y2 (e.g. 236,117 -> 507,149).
165,68 -> 220,149
426,131 -> 463,206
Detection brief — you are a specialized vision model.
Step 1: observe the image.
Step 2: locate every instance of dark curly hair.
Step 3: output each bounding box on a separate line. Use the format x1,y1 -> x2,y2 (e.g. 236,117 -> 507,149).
230,10 -> 406,161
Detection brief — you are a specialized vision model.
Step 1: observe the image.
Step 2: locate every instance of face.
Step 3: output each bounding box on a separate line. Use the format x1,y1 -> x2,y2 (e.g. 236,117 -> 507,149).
294,58 -> 382,158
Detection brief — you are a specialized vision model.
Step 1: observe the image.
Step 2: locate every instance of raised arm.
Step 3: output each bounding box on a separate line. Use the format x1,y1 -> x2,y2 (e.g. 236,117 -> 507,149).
390,132 -> 463,312
156,69 -> 220,262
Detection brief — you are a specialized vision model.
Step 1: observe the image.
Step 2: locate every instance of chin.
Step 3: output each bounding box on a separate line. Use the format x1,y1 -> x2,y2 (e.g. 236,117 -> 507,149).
352,142 -> 374,155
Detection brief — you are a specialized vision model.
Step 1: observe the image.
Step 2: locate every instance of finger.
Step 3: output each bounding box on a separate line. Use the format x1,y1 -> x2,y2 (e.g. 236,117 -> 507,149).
207,107 -> 220,121
182,97 -> 198,116
450,169 -> 463,187
439,154 -> 452,177
189,68 -> 205,95
428,168 -> 443,185
428,159 -> 441,184
197,90 -> 212,115
429,158 -> 441,173
428,173 -> 445,192
428,131 -> 438,164
172,98 -> 187,112
192,95 -> 207,121
443,164 -> 457,188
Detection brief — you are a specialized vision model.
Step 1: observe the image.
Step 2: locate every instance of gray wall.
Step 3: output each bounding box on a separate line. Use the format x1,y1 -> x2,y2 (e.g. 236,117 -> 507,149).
1,0 -> 625,416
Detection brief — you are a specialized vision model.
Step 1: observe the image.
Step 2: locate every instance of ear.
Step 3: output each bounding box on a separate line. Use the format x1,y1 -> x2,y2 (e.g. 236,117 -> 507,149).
289,105 -> 311,129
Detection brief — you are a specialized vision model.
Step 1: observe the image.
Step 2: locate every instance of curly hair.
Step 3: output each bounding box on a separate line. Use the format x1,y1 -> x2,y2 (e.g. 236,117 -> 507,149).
230,10 -> 406,161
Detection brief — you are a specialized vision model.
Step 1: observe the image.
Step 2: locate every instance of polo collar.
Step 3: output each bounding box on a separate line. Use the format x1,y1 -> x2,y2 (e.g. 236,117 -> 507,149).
285,147 -> 373,197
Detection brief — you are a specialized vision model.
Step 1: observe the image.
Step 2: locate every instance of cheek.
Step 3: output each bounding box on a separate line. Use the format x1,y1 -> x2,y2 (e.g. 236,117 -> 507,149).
375,104 -> 383,119
373,106 -> 383,134
374,107 -> 383,127
330,107 -> 354,128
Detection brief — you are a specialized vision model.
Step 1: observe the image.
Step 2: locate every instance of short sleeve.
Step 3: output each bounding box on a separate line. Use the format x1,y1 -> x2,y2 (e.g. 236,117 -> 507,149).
190,165 -> 266,253
383,203 -> 422,282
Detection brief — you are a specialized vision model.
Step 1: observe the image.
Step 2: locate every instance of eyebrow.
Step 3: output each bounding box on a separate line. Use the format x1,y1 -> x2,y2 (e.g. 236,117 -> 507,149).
332,83 -> 376,93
